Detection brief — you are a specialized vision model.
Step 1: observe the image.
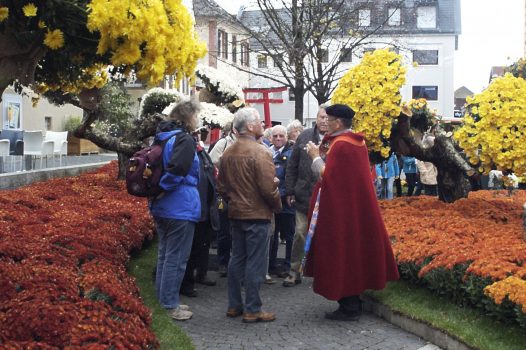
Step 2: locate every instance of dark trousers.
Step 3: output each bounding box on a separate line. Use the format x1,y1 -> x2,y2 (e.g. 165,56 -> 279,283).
406,173 -> 417,196
217,208 -> 231,267
338,295 -> 362,316
394,177 -> 402,197
269,212 -> 295,272
423,184 -> 438,196
182,221 -> 214,290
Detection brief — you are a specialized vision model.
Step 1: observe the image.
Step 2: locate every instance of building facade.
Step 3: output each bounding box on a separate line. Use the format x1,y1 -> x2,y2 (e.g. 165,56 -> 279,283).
239,0 -> 461,127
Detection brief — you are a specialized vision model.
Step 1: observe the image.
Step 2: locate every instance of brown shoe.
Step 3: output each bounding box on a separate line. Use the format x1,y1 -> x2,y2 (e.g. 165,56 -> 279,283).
282,273 -> 301,287
226,308 -> 243,318
242,311 -> 276,323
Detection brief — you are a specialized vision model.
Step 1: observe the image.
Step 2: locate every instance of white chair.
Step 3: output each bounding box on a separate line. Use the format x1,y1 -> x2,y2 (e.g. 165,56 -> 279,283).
0,139 -> 10,173
44,131 -> 68,166
23,130 -> 55,170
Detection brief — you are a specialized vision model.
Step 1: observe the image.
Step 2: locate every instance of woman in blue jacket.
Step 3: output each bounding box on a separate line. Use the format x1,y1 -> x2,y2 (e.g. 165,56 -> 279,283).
375,153 -> 400,199
149,99 -> 201,321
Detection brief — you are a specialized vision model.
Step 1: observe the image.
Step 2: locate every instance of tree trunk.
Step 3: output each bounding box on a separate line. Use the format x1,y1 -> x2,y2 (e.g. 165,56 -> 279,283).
294,82 -> 304,122
117,152 -> 128,180
392,115 -> 476,203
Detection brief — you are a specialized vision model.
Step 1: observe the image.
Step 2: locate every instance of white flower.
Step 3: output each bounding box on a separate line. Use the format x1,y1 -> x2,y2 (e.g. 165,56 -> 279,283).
196,65 -> 244,102
139,87 -> 184,116
199,102 -> 234,128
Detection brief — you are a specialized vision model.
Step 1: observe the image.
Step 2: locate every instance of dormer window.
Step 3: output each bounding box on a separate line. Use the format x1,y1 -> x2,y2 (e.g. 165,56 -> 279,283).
358,9 -> 371,27
417,6 -> 436,29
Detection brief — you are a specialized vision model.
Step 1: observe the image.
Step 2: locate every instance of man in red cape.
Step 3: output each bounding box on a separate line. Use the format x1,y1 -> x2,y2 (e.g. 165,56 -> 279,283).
304,104 -> 399,321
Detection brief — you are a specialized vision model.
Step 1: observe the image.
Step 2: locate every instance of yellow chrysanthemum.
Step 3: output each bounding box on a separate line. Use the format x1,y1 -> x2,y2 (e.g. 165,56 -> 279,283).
43,29 -> 65,50
38,20 -> 46,28
0,7 -> 9,22
332,48 -> 406,155
454,73 -> 526,176
22,3 -> 38,17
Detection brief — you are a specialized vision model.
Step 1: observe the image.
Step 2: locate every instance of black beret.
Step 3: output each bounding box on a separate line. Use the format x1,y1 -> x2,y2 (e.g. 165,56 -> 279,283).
325,104 -> 355,120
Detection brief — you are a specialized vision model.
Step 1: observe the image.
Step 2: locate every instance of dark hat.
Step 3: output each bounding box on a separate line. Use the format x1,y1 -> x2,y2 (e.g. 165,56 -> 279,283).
325,104 -> 355,120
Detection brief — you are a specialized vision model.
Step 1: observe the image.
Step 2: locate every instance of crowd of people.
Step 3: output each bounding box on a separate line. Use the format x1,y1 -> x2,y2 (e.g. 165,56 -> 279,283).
149,100 -> 399,322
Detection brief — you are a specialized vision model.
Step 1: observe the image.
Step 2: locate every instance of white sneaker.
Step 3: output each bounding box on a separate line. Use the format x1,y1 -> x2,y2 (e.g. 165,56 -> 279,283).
169,306 -> 193,321
179,304 -> 190,311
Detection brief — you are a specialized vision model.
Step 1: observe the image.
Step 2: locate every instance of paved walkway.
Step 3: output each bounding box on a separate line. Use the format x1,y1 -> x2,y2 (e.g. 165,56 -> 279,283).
178,251 -> 430,350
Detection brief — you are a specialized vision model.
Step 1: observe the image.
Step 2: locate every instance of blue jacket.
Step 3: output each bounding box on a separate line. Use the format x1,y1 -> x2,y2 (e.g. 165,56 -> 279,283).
149,123 -> 201,222
376,153 -> 400,179
401,156 -> 417,174
272,142 -> 294,214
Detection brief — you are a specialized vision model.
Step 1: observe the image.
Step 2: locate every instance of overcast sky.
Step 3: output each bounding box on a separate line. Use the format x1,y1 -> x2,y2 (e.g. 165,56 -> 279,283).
214,0 -> 525,93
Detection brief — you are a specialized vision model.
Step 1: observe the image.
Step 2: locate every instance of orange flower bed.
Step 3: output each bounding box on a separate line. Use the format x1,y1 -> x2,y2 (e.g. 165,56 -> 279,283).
0,162 -> 158,348
380,191 -> 526,324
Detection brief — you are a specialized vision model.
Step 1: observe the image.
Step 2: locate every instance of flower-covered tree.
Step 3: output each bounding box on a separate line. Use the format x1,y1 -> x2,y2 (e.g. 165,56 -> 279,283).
0,0 -> 207,166
332,49 -> 477,202
455,73 -> 526,177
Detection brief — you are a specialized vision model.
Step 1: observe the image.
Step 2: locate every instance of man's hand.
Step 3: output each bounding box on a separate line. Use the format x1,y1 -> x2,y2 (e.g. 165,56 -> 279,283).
306,141 -> 319,160
286,195 -> 296,207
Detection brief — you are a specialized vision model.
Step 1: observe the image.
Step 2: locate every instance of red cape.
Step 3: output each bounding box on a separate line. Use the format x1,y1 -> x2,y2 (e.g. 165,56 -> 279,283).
304,131 -> 399,300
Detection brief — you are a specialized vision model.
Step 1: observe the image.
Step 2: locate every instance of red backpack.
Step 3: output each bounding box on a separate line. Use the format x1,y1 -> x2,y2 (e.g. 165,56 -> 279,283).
125,132 -> 179,197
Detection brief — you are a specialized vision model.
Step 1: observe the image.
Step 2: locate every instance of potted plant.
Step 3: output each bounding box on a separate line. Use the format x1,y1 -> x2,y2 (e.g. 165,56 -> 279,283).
64,116 -> 100,155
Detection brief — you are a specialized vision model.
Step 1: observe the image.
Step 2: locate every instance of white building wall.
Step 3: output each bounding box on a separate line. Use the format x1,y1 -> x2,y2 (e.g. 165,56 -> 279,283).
1,87 -> 83,132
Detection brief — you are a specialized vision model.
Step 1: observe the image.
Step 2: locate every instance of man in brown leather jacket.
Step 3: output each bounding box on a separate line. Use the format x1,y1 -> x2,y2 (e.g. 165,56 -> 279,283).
217,107 -> 282,323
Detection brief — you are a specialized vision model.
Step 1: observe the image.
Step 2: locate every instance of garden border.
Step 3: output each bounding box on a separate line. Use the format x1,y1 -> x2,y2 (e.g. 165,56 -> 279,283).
363,295 -> 473,350
0,162 -> 111,190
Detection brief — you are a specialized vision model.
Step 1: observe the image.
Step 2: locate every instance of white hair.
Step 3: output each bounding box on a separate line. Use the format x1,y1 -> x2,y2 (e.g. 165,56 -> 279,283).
233,107 -> 259,134
286,120 -> 303,135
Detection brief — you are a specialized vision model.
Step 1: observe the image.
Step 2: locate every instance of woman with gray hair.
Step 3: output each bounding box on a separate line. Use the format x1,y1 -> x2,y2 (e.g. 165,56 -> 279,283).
286,120 -> 304,144
149,98 -> 201,321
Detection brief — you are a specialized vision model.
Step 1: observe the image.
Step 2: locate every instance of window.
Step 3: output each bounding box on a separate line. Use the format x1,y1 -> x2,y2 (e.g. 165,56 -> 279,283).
288,88 -> 295,101
417,6 -> 436,29
217,30 -> 228,59
388,8 -> 401,26
232,35 -> 237,63
358,9 -> 371,27
240,41 -> 249,67
44,116 -> 52,131
258,55 -> 268,68
412,50 -> 439,65
412,86 -> 438,101
319,49 -> 329,63
340,48 -> 352,62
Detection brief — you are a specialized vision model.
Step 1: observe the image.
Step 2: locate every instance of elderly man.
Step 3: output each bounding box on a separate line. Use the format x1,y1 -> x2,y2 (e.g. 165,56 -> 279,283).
268,125 -> 295,277
283,104 -> 329,286
304,104 -> 399,321
217,108 -> 282,323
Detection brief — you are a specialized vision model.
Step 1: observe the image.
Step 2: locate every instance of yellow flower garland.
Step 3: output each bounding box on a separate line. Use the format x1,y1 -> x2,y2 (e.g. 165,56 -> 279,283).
331,49 -> 406,157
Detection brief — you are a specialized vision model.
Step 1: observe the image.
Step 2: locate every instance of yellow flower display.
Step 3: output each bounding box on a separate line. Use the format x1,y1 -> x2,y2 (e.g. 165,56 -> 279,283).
331,49 -> 406,157
86,0 -> 207,86
0,7 -> 8,22
454,73 -> 526,176
22,3 -> 38,17
484,276 -> 526,313
43,29 -> 65,50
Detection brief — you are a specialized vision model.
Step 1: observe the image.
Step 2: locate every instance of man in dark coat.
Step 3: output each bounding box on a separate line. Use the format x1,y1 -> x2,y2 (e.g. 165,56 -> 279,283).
283,105 -> 329,286
304,104 -> 399,321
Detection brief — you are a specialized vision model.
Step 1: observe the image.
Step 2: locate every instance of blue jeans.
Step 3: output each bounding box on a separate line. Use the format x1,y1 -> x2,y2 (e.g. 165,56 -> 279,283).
269,213 -> 295,272
217,208 -> 231,267
154,217 -> 195,309
228,220 -> 270,313
379,177 -> 395,199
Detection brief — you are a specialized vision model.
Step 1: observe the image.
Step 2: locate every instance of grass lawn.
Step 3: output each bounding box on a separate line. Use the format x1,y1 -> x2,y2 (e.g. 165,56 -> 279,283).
128,239 -> 195,350
367,281 -> 526,350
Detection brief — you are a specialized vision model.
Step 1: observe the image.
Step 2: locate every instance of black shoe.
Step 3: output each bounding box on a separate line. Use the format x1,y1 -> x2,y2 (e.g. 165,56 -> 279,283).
324,308 -> 360,321
180,288 -> 198,297
196,276 -> 216,286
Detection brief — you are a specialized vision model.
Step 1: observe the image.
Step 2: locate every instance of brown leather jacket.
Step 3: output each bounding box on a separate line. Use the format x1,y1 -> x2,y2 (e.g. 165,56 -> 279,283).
217,135 -> 282,220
